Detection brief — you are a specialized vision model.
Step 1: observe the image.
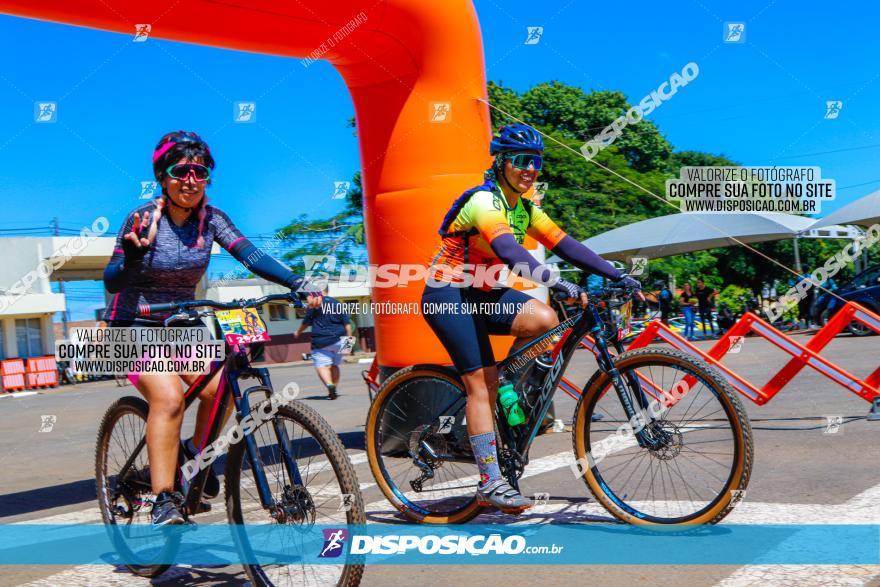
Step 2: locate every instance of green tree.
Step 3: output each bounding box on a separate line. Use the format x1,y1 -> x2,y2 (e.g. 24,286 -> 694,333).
278,171 -> 365,274
272,81 -> 864,302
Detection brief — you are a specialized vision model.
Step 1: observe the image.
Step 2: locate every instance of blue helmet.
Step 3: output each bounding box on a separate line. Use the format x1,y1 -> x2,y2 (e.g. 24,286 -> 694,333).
489,124 -> 544,155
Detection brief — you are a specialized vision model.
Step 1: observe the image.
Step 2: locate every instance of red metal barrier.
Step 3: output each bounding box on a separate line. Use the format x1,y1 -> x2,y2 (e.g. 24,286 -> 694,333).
562,301 -> 880,405
363,358 -> 380,400
363,301 -> 880,409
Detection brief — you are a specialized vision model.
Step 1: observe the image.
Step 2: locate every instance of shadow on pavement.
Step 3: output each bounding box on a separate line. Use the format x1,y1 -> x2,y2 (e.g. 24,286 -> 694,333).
0,431 -> 366,519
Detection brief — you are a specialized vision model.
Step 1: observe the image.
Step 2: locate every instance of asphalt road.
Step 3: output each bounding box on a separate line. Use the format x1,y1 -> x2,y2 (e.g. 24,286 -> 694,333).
1,332 -> 879,586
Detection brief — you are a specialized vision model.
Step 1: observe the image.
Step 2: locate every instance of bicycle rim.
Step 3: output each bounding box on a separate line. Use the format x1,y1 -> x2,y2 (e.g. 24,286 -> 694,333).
573,348 -> 751,524
225,398 -> 364,587
366,366 -> 482,523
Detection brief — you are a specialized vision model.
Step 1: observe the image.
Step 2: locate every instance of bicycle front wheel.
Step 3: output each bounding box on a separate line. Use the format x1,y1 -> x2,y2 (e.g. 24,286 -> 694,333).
225,391 -> 365,587
572,347 -> 753,525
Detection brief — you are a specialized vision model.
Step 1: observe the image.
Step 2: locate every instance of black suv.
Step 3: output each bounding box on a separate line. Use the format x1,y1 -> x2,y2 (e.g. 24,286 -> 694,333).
812,264 -> 880,336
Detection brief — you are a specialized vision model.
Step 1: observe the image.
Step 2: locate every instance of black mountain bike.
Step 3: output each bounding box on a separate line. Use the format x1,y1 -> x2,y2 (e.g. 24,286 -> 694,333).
95,293 -> 365,586
366,285 -> 753,525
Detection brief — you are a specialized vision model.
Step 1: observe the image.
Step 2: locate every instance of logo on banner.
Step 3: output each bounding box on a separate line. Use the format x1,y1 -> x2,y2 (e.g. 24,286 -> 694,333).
319,528 -> 348,558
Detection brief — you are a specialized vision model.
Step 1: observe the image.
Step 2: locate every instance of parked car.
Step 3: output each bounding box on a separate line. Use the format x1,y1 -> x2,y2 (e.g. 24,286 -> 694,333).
812,264 -> 880,336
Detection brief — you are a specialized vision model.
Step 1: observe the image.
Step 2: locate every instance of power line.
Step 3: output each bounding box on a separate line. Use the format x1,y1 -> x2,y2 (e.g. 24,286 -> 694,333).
766,142 -> 880,162
837,179 -> 880,191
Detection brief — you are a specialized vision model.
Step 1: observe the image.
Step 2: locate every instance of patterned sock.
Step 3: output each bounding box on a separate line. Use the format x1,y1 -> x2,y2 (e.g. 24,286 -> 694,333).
469,432 -> 501,488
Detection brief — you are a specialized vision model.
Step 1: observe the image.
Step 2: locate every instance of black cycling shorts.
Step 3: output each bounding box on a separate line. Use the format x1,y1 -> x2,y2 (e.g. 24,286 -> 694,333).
421,284 -> 533,374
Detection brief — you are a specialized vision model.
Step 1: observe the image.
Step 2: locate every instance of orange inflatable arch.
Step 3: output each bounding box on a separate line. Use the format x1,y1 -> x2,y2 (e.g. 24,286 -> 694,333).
0,0 -> 508,376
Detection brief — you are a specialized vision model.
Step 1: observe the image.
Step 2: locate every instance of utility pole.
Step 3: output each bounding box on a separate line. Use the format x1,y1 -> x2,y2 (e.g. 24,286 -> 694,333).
52,217 -> 70,338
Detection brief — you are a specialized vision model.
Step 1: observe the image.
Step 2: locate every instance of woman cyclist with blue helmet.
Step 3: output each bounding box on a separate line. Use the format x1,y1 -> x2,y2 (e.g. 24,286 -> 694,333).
103,131 -> 319,525
422,123 -> 641,512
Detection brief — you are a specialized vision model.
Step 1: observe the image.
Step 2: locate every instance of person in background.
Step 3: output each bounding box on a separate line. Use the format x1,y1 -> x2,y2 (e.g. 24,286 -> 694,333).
796,266 -> 815,329
695,277 -> 717,338
657,280 -> 673,325
716,302 -> 736,332
680,282 -> 697,340
295,287 -> 354,400
356,309 -> 375,353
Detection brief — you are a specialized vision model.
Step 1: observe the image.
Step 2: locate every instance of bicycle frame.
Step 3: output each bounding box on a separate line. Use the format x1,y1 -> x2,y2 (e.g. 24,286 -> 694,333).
498,300 -> 653,474
418,292 -> 657,488
114,326 -> 301,517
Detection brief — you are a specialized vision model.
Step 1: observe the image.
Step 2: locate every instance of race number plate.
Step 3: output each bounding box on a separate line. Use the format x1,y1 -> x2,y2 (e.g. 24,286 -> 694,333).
215,308 -> 271,345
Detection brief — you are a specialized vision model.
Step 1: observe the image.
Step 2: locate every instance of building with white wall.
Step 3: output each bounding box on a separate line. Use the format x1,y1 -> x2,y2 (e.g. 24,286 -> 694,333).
0,235 -> 209,358
0,237 -> 108,359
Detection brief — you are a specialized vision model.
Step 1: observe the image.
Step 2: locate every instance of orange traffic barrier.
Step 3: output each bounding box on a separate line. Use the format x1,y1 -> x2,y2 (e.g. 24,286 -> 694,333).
1,359 -> 27,392
25,356 -> 58,389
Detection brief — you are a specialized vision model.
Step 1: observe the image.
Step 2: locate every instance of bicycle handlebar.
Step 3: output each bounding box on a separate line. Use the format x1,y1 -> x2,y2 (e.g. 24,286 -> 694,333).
552,283 -> 639,304
137,292 -> 308,318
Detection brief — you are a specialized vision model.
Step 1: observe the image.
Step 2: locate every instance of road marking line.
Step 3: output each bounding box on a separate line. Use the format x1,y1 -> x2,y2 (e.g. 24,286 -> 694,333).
15,448 -> 880,586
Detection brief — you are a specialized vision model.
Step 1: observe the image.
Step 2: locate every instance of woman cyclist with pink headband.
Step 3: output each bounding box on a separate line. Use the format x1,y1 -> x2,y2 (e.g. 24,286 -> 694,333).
103,130 -> 317,525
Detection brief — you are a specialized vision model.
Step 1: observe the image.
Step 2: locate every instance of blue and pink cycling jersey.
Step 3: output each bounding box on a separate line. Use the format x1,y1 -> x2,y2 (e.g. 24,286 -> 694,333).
104,201 -> 298,323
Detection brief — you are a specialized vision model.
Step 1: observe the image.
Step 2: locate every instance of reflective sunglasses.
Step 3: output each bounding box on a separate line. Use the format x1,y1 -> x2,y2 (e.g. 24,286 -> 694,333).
166,163 -> 211,182
507,153 -> 542,170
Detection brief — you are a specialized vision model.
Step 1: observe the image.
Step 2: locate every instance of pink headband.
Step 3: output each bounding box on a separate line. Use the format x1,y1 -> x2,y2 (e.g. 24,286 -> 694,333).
152,141 -> 176,163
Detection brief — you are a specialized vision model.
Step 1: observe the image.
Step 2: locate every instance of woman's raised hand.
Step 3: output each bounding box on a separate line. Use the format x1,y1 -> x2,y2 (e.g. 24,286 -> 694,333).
122,211 -> 154,257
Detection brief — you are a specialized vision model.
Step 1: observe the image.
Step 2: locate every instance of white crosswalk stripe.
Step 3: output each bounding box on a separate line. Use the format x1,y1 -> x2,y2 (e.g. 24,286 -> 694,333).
13,448 -> 880,586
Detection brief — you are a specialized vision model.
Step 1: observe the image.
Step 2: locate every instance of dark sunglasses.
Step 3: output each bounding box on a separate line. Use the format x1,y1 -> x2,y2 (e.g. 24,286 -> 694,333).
166,163 -> 211,182
507,153 -> 543,170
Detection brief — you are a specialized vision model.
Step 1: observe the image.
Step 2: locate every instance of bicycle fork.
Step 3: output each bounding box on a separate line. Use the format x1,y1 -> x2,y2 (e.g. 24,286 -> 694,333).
589,321 -> 662,451
235,370 -> 307,516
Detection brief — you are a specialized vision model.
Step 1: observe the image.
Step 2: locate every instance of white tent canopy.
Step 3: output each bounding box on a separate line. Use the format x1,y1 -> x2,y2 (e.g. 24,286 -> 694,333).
810,190 -> 880,229
548,212 -> 816,262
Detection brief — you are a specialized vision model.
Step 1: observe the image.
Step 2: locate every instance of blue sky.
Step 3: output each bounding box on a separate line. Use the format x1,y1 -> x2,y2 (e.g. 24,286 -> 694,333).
0,0 -> 877,319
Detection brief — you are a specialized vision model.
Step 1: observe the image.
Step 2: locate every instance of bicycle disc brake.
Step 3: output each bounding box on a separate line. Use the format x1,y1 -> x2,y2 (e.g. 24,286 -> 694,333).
270,484 -> 316,525
645,420 -> 684,460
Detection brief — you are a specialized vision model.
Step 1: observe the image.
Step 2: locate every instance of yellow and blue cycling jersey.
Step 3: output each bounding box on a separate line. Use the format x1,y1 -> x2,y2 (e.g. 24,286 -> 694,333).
429,180 -> 566,285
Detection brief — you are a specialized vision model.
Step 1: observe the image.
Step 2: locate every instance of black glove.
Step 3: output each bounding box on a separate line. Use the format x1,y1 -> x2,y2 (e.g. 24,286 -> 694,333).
121,235 -> 149,261
613,273 -> 642,290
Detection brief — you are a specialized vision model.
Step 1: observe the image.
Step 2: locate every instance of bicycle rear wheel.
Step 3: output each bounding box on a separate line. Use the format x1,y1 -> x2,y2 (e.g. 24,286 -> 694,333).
365,365 -> 483,524
225,391 -> 365,587
95,396 -> 178,577
572,347 -> 753,525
